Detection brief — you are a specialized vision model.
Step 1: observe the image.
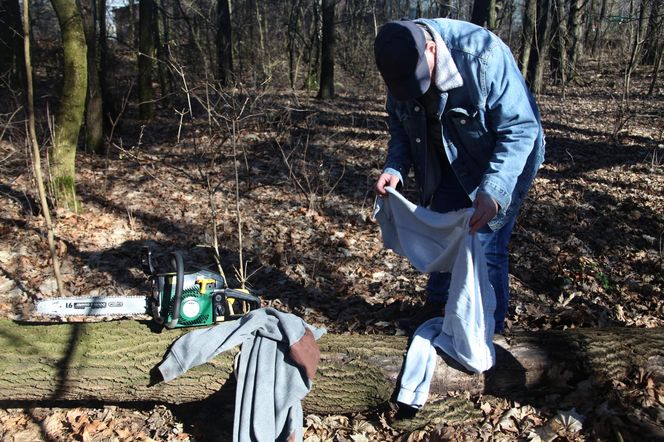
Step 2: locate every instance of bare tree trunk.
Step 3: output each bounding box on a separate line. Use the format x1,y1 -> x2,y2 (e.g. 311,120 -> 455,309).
438,0 -> 452,17
526,0 -> 551,94
80,0 -> 104,154
255,0 -> 268,79
471,0 -> 495,29
648,44 -> 664,96
306,0 -> 322,91
317,0 -> 335,99
153,2 -> 169,99
643,0 -> 662,65
49,0 -> 88,212
138,0 -> 157,120
591,0 -> 607,55
0,0 -> 25,87
217,0 -> 233,86
613,0 -> 648,138
157,0 -> 174,95
623,0 -> 648,95
519,0 -> 537,77
287,0 -> 299,89
550,0 -> 568,84
98,0 -> 115,126
567,0 -> 585,80
504,0 -> 516,47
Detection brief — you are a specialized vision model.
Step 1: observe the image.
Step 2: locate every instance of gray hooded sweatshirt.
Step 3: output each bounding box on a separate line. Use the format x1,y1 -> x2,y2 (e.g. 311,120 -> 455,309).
158,307 -> 326,441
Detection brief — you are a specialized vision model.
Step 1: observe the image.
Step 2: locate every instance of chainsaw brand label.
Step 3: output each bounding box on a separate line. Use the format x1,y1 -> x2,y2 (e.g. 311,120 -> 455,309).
69,302 -> 107,309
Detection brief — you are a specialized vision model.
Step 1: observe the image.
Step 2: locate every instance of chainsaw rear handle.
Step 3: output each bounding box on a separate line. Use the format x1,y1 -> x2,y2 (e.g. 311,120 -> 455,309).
217,288 -> 261,305
164,251 -> 184,329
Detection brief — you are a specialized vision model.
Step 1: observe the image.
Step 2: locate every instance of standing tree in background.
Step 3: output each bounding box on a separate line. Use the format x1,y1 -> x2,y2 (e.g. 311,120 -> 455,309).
526,0 -> 551,94
306,0 -> 321,90
643,0 -> 663,64
590,0 -> 608,55
98,0 -> 115,123
80,0 -> 104,154
438,1 -> 453,17
549,0 -> 568,84
1,0 -> 24,86
470,0 -> 496,30
317,0 -> 335,99
287,0 -> 300,89
519,0 -> 537,77
566,0 -> 585,80
156,0 -> 173,96
138,0 -> 157,120
217,0 -> 233,86
644,0 -> 664,95
49,0 -> 88,211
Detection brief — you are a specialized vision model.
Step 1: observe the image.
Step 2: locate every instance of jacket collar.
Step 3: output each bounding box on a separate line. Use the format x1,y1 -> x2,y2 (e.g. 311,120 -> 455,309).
415,20 -> 463,92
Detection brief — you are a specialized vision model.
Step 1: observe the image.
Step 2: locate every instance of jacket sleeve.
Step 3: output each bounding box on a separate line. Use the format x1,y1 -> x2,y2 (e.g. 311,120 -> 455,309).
479,41 -> 540,213
384,94 -> 412,184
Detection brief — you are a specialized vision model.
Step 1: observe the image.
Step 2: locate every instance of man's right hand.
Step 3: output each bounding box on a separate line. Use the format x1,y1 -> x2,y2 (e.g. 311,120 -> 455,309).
374,172 -> 400,197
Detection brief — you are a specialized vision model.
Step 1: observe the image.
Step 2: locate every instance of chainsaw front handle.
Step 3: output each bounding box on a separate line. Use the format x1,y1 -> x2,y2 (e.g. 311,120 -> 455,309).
165,251 -> 185,329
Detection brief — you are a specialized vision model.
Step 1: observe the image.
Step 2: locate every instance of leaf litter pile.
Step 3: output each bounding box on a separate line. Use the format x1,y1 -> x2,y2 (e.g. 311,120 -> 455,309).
0,61 -> 663,441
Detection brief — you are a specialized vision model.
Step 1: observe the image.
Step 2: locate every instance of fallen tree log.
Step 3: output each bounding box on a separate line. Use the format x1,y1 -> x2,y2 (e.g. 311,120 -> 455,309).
0,320 -> 662,415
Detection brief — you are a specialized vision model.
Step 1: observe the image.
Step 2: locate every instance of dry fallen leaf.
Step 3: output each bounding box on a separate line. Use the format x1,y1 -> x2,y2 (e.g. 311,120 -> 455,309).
551,408 -> 584,434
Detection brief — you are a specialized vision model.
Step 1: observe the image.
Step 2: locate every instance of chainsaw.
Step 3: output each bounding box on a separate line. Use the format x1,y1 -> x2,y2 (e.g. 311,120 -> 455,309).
36,249 -> 260,329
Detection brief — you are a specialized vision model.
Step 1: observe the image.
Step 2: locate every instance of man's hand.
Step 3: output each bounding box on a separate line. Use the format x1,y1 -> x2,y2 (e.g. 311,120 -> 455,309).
469,192 -> 499,234
374,172 -> 400,197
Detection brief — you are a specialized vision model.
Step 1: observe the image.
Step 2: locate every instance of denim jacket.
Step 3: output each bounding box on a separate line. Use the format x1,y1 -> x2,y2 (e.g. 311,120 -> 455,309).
384,18 -> 545,231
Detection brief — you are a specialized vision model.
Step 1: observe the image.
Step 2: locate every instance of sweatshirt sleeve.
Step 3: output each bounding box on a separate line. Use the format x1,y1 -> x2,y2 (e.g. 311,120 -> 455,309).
158,314 -> 263,382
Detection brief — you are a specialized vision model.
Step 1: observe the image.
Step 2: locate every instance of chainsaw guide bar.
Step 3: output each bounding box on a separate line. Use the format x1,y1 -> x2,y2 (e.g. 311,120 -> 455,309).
36,296 -> 149,317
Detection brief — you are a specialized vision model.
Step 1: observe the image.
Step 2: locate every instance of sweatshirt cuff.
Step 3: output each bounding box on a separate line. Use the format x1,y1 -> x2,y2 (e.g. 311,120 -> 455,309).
396,386 -> 428,409
383,168 -> 403,184
158,354 -> 185,382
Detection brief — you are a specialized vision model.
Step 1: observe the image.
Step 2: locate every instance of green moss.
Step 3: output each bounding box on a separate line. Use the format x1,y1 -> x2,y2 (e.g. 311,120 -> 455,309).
51,175 -> 80,212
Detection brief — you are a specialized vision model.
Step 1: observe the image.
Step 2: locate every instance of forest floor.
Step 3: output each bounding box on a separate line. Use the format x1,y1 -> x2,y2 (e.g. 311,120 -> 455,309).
0,59 -> 663,441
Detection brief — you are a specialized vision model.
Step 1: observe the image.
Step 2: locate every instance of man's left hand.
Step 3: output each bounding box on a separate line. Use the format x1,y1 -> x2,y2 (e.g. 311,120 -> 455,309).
469,192 -> 499,234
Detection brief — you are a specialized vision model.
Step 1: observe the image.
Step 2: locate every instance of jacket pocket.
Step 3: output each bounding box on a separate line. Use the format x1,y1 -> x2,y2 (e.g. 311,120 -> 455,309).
446,107 -> 494,165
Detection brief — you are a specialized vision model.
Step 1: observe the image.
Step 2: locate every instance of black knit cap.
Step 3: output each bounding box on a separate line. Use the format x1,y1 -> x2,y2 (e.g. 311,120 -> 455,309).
374,20 -> 431,101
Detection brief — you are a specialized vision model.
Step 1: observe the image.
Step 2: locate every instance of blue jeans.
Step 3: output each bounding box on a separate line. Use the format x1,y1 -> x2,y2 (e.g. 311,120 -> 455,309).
428,180 -> 517,333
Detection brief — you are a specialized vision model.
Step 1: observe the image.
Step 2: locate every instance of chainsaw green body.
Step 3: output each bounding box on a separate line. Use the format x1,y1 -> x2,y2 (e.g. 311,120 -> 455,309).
148,251 -> 259,329
155,271 -> 220,328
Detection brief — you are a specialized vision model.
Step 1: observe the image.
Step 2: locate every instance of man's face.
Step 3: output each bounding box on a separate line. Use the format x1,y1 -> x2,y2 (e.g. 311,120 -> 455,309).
424,41 -> 436,80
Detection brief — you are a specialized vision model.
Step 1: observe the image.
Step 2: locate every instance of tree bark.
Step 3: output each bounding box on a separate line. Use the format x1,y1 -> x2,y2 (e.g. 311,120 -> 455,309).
550,0 -> 568,84
591,0 -> 607,55
317,0 -> 335,99
1,320 -> 663,415
49,0 -> 88,212
216,0 -> 233,86
519,0 -> 537,77
526,0 -> 551,94
566,0 -> 585,80
98,0 -> 115,125
643,0 -> 662,65
138,0 -> 157,120
80,0 -> 104,154
287,0 -> 300,89
470,0 -> 488,27
0,0 -> 25,87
